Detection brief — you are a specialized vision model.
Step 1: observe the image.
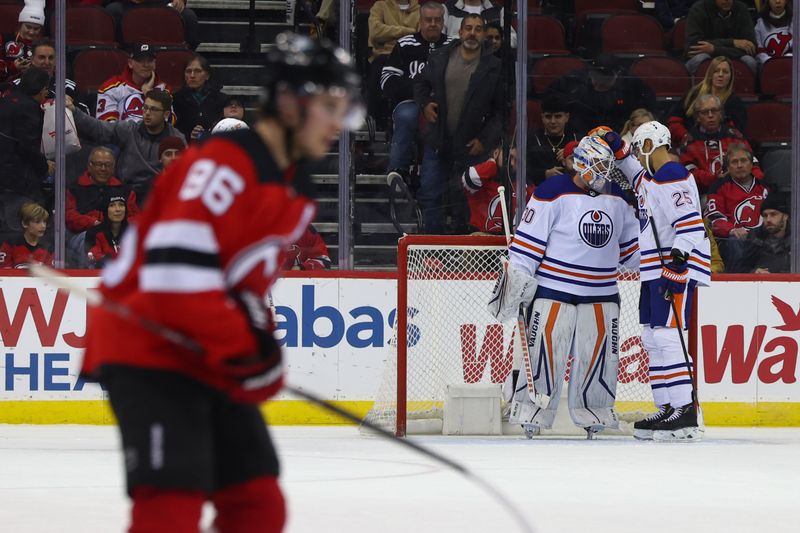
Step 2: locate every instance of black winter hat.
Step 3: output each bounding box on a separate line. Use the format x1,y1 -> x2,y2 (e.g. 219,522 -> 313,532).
761,192 -> 790,215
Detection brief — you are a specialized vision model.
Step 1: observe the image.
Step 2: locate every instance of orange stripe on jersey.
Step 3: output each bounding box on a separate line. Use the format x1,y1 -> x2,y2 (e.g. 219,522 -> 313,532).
650,371 -> 691,381
689,256 -> 711,268
675,218 -> 703,228
538,262 -> 617,281
511,238 -> 545,256
669,291 -> 685,328
545,303 -> 561,386
98,81 -> 122,93
583,304 -> 606,385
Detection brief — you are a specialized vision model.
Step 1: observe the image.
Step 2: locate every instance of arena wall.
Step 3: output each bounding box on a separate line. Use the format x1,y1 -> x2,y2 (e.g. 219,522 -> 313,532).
0,271 -> 798,426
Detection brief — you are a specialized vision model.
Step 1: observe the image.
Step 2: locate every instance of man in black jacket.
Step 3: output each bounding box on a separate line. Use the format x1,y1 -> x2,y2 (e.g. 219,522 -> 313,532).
383,1 -> 452,183
547,54 -> 655,135
413,14 -> 502,233
741,192 -> 791,274
0,67 -> 52,208
685,0 -> 758,75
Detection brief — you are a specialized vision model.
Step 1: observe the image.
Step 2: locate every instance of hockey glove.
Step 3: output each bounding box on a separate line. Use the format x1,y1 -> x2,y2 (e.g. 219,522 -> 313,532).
658,249 -> 689,300
488,258 -> 538,322
602,131 -> 629,160
221,290 -> 283,403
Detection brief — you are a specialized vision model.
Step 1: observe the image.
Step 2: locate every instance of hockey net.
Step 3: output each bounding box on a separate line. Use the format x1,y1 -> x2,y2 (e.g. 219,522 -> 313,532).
363,235 -> 656,436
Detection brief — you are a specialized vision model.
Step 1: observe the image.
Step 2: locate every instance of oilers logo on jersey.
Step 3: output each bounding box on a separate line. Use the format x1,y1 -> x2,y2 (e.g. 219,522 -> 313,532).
579,210 -> 614,248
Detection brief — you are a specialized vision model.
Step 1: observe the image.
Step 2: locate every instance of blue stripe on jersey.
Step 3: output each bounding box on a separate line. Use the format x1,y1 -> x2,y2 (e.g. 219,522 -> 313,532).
676,227 -> 705,236
688,263 -> 711,275
693,249 -> 711,260
651,362 -> 694,371
541,255 -> 618,273
515,229 -> 547,247
651,161 -> 691,183
510,245 -> 542,263
620,237 -> 638,248
642,264 -> 662,273
641,247 -> 671,255
672,212 -> 701,226
651,379 -> 694,390
537,270 -> 618,288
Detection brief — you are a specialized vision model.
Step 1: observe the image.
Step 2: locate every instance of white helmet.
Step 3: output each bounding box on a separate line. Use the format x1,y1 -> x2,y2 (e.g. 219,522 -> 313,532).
630,120 -> 670,159
211,118 -> 249,134
573,136 -> 614,193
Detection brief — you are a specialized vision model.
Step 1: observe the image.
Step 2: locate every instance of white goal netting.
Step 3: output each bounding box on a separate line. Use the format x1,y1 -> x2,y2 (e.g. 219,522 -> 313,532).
363,235 -> 656,436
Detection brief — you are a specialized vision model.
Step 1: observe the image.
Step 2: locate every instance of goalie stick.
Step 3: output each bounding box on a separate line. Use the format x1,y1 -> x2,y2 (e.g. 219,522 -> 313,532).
496,186 -> 537,406
27,264 -> 536,533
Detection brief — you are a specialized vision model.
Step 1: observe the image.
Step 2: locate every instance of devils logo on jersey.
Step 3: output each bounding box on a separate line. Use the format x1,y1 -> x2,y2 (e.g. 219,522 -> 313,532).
734,197 -> 764,228
579,210 -> 613,248
122,93 -> 145,121
764,30 -> 792,58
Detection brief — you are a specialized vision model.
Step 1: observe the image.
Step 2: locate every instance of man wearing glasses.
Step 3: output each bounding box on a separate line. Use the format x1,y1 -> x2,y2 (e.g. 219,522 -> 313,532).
68,89 -> 186,202
679,93 -> 763,193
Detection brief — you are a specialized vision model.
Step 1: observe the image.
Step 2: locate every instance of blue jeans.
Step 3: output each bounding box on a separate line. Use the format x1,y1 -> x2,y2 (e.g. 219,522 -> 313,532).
387,101 -> 419,171
418,144 -> 452,234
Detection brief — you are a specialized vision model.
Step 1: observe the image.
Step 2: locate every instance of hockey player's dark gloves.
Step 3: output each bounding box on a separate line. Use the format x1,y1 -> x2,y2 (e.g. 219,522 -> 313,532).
658,249 -> 689,299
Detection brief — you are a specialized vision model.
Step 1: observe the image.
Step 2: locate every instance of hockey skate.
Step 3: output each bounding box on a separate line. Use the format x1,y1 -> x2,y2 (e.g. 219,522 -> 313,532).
652,403 -> 704,442
522,424 -> 540,439
633,405 -> 674,441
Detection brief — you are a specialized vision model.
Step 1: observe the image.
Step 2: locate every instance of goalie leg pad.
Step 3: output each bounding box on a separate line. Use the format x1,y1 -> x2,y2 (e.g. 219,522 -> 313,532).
488,258 -> 538,323
528,298 -> 577,410
567,302 -> 620,429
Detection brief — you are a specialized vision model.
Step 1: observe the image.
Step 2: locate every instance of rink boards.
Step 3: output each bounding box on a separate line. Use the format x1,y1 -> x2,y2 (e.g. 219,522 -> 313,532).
0,271 -> 799,426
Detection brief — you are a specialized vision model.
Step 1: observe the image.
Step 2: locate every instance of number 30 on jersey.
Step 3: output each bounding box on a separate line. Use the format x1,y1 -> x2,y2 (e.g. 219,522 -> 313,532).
179,159 -> 245,215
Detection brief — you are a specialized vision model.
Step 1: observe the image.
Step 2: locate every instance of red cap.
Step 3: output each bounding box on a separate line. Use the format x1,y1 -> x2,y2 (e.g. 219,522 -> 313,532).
563,140 -> 578,158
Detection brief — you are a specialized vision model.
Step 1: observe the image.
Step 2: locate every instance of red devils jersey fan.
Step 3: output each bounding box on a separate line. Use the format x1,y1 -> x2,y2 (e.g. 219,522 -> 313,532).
81,33 -> 362,533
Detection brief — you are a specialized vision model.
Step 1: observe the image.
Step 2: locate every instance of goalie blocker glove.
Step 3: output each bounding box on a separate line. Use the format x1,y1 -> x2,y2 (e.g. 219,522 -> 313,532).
658,248 -> 689,299
488,257 -> 538,322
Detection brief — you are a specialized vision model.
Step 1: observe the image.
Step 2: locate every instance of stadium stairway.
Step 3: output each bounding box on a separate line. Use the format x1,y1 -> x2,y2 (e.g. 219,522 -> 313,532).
193,0 -> 403,269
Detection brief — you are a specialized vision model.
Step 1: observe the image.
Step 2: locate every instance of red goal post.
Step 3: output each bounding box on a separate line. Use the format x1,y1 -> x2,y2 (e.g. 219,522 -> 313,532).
364,235 -> 697,437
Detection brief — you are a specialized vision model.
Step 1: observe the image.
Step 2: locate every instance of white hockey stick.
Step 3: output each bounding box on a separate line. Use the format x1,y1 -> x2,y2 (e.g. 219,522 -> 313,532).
497,187 -> 537,404
28,264 -> 537,533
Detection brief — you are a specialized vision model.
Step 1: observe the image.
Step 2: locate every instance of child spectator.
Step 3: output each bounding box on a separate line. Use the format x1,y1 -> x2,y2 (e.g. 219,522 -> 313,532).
0,202 -> 53,269
0,3 -> 45,83
461,145 -> 532,234
282,226 -> 332,270
755,0 -> 793,64
158,135 -> 186,170
85,195 -> 129,268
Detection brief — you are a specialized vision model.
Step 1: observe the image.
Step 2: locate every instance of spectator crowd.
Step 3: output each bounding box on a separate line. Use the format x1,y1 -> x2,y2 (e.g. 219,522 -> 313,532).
0,0 -> 794,272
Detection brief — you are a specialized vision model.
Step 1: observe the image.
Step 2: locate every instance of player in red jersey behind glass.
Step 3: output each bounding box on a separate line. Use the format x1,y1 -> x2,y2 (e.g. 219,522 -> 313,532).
81,33 -> 362,533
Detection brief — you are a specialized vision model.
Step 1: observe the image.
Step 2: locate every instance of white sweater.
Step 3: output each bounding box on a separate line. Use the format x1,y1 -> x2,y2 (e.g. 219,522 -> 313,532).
754,17 -> 793,64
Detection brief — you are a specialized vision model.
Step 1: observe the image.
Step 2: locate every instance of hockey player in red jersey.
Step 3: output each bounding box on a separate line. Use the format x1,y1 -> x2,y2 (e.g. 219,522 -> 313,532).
81,33 -> 362,533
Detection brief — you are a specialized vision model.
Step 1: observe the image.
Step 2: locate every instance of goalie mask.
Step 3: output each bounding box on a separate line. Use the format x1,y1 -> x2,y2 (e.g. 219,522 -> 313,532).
630,120 -> 671,174
573,136 -> 614,194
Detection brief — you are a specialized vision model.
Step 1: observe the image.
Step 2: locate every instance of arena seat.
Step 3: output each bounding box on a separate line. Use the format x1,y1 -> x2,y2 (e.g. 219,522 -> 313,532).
58,7 -> 116,47
155,49 -> 195,90
527,15 -> 568,56
530,55 -> 584,96
759,56 -> 792,101
695,58 -> 756,99
745,102 -> 791,146
602,14 -> 666,56
0,3 -> 22,35
121,7 -> 185,47
630,57 -> 691,100
72,48 -> 129,93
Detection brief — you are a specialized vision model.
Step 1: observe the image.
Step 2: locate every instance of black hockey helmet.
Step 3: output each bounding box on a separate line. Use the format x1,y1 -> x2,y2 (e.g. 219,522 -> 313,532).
261,32 -> 364,130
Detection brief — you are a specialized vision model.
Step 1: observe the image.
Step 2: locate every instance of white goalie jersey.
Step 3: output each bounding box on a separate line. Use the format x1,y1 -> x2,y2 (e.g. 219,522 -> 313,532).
616,156 -> 711,286
508,174 -> 640,301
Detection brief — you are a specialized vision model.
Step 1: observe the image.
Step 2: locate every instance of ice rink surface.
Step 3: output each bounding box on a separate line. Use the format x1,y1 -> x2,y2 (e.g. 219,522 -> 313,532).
0,425 -> 797,533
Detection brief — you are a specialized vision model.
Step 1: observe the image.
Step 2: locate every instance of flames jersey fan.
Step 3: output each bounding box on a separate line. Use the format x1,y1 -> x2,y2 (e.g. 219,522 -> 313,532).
461,158 -> 533,234
704,177 -> 769,238
509,174 -> 639,301
95,68 -> 172,122
617,157 -> 711,286
81,129 -> 316,403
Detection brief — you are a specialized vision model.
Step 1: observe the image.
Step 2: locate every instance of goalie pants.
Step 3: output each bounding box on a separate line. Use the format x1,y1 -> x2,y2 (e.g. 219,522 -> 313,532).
639,279 -> 696,408
104,365 -> 284,533
513,298 -> 620,430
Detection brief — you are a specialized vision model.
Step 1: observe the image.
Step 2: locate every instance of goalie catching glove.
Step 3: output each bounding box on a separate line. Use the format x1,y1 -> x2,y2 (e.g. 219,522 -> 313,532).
488,258 -> 538,322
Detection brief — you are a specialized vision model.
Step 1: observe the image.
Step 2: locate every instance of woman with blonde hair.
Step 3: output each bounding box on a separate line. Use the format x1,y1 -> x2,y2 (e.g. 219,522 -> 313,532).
667,56 -> 747,145
620,108 -> 655,144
